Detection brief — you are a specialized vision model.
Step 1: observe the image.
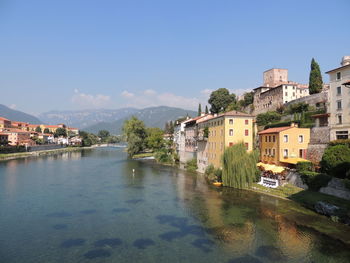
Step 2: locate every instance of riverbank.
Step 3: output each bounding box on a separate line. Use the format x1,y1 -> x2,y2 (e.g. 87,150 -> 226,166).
0,146 -> 93,161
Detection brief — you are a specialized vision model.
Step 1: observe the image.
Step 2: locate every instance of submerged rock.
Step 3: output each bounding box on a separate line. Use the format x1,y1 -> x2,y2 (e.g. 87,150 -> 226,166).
314,201 -> 339,216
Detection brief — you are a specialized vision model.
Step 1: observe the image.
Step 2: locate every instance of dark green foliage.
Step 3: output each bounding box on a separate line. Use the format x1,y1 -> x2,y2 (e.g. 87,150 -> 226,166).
154,148 -> 172,164
221,142 -> 259,189
287,102 -> 309,114
309,58 -> 323,94
35,126 -> 42,133
320,145 -> 350,178
208,88 -> 236,113
242,92 -> 254,107
203,127 -> 209,138
54,128 -> 67,138
0,145 -> 26,153
79,131 -> 99,146
198,103 -> 202,116
329,139 -> 350,148
256,112 -> 282,126
43,128 -> 50,134
296,161 -> 314,173
265,121 -> 299,129
205,105 -> 209,114
122,116 -> 147,157
185,158 -> 197,172
204,164 -> 222,182
344,179 -> 350,191
98,130 -> 110,140
146,127 -> 164,151
299,171 -> 331,191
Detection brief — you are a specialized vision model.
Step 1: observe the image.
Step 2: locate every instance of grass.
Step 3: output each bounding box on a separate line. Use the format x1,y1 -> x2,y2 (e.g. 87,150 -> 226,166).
251,183 -> 303,199
131,152 -> 154,159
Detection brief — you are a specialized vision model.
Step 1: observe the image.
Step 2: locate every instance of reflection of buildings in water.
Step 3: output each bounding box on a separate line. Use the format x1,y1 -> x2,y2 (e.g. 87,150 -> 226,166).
4,160 -> 19,197
259,203 -> 311,259
69,151 -> 82,160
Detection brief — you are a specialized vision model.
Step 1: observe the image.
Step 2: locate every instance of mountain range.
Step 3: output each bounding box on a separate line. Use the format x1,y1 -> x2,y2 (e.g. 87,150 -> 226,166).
0,104 -> 42,124
39,106 -> 196,134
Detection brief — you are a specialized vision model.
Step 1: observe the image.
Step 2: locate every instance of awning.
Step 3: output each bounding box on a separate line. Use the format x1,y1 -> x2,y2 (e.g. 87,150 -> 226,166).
257,163 -> 285,174
281,158 -> 310,165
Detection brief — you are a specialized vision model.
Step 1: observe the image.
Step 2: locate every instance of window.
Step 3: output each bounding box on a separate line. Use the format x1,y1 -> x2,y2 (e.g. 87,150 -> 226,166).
265,148 -> 268,155
245,143 -> 249,150
285,92 -> 288,96
245,129 -> 249,136
268,149 -> 271,155
338,115 -> 342,124
283,149 -> 288,158
245,119 -> 249,125
229,119 -> 233,125
265,136 -> 267,142
229,129 -> 233,136
272,149 -> 275,156
337,86 -> 342,95
298,135 -> 304,143
272,135 -> 276,142
283,135 -> 288,142
336,72 -> 341,80
293,92 -> 295,97
336,131 -> 349,140
337,100 -> 342,110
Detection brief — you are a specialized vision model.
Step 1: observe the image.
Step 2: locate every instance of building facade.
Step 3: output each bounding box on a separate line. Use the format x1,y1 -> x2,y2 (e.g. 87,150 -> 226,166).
258,125 -> 310,166
253,68 -> 309,114
326,56 -> 350,140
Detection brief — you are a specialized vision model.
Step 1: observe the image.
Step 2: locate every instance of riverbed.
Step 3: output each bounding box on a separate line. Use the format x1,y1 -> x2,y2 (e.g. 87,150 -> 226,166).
0,147 -> 349,262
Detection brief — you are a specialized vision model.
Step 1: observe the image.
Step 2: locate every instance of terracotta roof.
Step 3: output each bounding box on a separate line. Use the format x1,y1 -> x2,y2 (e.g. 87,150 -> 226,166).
0,117 -> 10,121
1,128 -> 31,133
196,114 -> 214,123
44,125 -> 60,128
0,133 -> 9,136
258,127 -> 292,134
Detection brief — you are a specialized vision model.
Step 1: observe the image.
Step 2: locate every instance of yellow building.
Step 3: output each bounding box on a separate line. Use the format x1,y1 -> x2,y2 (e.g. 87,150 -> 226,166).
258,124 -> 310,166
204,111 -> 254,168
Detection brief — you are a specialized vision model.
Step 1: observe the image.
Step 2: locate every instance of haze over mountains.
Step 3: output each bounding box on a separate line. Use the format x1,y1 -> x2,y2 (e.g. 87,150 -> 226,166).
0,104 -> 42,124
40,106 -> 196,134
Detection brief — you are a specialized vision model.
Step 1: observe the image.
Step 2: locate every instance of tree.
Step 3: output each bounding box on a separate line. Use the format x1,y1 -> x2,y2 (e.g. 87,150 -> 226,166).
54,128 -> 67,138
98,130 -> 110,142
221,142 -> 259,189
205,105 -> 209,114
309,58 -> 323,94
256,112 -> 282,126
122,116 -> 147,156
320,145 -> 350,178
35,126 -> 42,133
43,128 -> 50,134
198,103 -> 202,116
146,127 -> 164,151
242,92 -> 254,107
208,88 -> 236,113
164,122 -> 170,134
79,131 -> 99,146
169,121 -> 174,134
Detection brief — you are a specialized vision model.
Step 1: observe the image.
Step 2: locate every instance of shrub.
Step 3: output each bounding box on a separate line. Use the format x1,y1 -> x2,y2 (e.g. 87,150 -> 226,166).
186,158 -> 197,172
154,149 -> 172,164
256,112 -> 281,127
214,168 -> 222,182
296,161 -> 314,173
300,171 -> 332,191
329,139 -> 350,148
205,164 -> 215,176
320,145 -> 350,178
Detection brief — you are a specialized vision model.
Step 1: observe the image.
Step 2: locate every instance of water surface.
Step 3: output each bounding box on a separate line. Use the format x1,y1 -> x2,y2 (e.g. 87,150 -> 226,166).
0,148 -> 349,262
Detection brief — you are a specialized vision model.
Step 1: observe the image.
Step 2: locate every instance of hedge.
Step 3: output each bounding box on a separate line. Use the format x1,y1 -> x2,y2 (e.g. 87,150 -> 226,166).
300,171 -> 332,191
329,139 -> 350,148
296,161 -> 313,173
320,145 -> 350,179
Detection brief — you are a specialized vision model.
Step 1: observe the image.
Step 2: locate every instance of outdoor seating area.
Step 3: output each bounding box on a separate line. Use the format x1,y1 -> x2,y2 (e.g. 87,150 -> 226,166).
257,162 -> 286,188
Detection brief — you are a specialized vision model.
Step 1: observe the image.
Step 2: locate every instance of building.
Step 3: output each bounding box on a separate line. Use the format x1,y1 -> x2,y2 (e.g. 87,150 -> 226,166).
258,124 -> 310,166
0,117 -> 12,130
203,111 -> 254,168
3,129 -> 33,146
253,68 -> 309,114
196,114 -> 213,173
326,56 -> 350,140
0,133 -> 9,145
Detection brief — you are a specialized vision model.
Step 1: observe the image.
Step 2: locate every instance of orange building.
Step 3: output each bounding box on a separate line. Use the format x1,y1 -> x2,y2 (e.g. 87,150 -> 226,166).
3,129 -> 34,146
0,117 -> 12,130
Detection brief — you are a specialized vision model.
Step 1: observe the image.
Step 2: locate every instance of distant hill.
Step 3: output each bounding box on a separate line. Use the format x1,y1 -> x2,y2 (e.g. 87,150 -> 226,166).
84,106 -> 197,134
39,108 -> 138,128
0,104 -> 42,124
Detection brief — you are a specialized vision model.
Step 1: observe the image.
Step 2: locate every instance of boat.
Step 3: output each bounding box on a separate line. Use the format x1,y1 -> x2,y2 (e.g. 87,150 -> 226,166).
212,182 -> 223,187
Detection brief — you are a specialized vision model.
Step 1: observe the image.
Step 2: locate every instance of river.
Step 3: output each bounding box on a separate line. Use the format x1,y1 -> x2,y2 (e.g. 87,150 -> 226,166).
0,147 -> 349,263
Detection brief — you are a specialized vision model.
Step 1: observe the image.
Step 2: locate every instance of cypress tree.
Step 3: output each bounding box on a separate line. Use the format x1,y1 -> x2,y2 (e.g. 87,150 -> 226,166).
309,58 -> 323,94
198,103 -> 202,116
205,105 -> 209,114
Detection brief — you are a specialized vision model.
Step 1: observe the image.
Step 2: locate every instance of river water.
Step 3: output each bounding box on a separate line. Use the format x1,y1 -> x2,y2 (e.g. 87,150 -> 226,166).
0,147 -> 349,263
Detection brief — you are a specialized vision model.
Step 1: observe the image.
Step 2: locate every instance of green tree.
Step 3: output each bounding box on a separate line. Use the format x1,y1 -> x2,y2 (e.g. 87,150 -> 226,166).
98,130 -> 110,142
43,128 -> 50,134
169,120 -> 174,134
208,88 -> 236,113
198,103 -> 202,116
54,128 -> 67,138
221,142 -> 259,189
256,112 -> 282,126
320,145 -> 350,178
309,58 -> 323,94
35,126 -> 42,133
122,116 -> 147,156
205,105 -> 209,114
242,92 -> 254,107
79,131 -> 99,146
146,127 -> 164,151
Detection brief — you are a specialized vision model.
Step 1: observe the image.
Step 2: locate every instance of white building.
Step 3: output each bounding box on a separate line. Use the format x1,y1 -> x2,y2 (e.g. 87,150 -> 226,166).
326,56 -> 350,140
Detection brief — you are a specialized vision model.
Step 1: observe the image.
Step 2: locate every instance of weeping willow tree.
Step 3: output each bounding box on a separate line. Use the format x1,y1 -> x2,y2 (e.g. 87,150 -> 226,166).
222,142 -> 259,189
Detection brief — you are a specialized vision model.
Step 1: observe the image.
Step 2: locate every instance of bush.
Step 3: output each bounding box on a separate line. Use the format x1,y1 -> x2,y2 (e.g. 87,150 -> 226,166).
256,112 -> 281,126
205,164 -> 215,176
185,158 -> 197,172
300,171 -> 332,191
154,149 -> 172,164
265,120 -> 300,129
329,139 -> 350,148
320,145 -> 350,178
296,161 -> 314,173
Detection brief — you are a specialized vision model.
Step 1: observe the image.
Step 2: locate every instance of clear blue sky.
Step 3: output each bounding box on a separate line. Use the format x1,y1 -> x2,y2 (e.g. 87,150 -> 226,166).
1,0 -> 349,115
